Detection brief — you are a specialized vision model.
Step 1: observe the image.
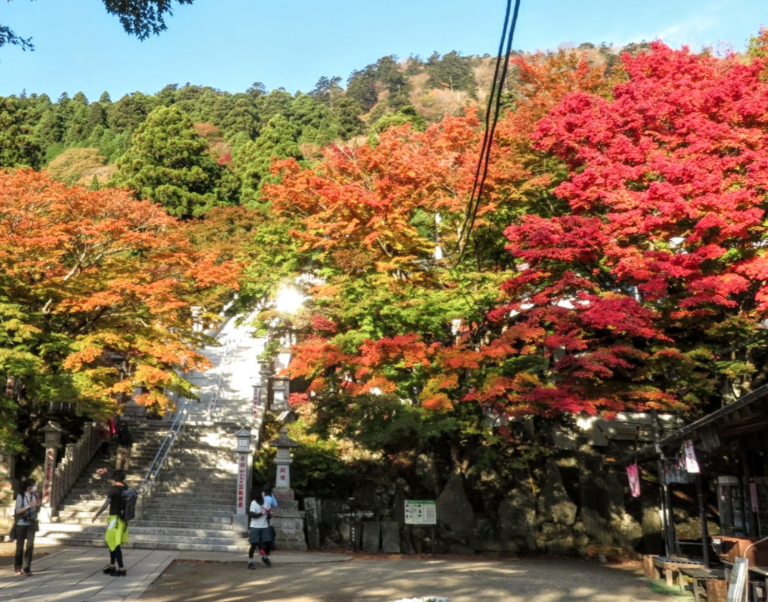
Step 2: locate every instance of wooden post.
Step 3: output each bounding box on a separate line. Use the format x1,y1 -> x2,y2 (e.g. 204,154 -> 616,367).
698,474 -> 710,568
653,411 -> 674,556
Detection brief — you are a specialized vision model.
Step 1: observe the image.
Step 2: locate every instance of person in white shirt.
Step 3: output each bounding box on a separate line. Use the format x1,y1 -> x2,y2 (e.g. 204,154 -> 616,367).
14,478 -> 41,576
247,490 -> 273,569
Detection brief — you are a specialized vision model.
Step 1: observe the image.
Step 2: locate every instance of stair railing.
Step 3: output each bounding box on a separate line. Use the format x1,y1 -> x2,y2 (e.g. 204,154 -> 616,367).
50,422 -> 100,512
137,399 -> 190,498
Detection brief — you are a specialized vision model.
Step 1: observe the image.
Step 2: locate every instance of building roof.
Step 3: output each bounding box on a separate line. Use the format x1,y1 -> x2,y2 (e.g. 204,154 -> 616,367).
620,384 -> 768,464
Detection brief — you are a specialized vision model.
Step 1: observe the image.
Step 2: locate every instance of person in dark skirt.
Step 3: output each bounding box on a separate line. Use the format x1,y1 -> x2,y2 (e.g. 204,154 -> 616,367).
247,490 -> 273,569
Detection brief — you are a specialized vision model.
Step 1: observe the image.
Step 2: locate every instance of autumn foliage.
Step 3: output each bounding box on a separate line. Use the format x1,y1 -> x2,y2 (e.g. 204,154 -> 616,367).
0,169 -> 237,439
259,41 -> 768,427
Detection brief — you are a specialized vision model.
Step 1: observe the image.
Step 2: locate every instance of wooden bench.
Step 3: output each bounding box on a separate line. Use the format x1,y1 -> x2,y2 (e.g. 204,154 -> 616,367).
651,557 -> 704,587
678,567 -> 726,602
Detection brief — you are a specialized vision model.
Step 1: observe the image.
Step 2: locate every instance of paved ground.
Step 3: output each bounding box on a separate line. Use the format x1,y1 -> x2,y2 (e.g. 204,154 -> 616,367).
137,557 -> 671,602
0,545 -> 350,601
0,547 -> 176,602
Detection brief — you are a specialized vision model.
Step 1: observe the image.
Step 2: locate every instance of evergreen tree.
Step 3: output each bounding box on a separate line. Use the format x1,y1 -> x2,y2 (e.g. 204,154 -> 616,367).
112,105 -> 227,218
291,94 -> 338,146
310,76 -> 343,107
257,89 -> 294,125
232,114 -> 301,204
347,66 -> 379,112
425,51 -> 477,97
108,92 -> 154,134
0,97 -> 42,168
332,96 -> 365,139
376,55 -> 410,109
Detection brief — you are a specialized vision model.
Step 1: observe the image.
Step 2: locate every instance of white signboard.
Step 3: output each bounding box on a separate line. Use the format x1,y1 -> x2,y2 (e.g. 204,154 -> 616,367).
405,500 -> 437,525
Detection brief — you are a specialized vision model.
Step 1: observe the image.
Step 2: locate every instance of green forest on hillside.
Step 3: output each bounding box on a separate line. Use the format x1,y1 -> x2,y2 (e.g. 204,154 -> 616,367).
0,45 -> 642,216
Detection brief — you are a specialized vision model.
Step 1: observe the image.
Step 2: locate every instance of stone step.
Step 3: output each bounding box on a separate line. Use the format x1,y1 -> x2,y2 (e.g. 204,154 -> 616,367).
40,523 -> 246,539
141,509 -> 234,519
131,518 -> 236,530
35,536 -> 250,553
143,503 -> 236,514
51,516 -> 234,528
41,529 -> 246,547
152,494 -> 236,504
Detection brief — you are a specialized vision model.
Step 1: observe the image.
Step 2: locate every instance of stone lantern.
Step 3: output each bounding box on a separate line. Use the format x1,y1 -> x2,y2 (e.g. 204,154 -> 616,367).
233,426 -> 253,530
40,422 -> 63,519
267,428 -> 306,551
269,428 -> 298,493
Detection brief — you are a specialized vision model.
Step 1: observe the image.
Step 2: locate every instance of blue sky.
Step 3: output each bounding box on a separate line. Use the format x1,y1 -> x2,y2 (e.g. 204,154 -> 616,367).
0,0 -> 765,100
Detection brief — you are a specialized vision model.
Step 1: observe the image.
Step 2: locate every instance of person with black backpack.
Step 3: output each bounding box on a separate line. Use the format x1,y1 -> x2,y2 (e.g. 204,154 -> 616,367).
92,469 -> 133,577
115,422 -> 134,471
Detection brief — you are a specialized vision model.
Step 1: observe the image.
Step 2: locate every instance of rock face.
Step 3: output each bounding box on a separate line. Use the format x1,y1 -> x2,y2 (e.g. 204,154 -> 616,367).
304,497 -> 321,550
436,473 -> 474,542
415,454 -> 439,496
362,521 -> 381,553
537,458 -> 577,526
498,484 -> 536,542
381,521 -> 401,553
313,445 -> 698,558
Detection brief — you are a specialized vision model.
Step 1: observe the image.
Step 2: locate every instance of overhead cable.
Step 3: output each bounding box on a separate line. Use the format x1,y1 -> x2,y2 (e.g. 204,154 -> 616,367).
454,0 -> 522,266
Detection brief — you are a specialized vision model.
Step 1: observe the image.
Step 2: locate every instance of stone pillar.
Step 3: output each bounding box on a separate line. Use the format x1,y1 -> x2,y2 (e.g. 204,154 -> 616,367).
233,427 -> 254,531
41,447 -> 57,523
269,428 -> 307,551
0,452 -> 17,537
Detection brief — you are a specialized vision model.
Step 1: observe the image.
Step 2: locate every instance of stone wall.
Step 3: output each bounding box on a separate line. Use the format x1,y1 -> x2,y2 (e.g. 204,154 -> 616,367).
312,445 -> 704,557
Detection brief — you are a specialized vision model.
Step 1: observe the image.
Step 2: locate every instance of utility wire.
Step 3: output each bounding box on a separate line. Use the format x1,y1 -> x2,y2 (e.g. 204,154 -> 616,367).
454,0 -> 522,266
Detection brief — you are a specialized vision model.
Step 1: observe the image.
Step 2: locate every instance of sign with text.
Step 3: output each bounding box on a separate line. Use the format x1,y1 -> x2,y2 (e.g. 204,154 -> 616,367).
405,500 -> 437,525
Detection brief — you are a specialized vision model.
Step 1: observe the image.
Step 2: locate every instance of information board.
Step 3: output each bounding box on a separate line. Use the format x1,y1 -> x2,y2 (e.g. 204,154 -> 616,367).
405,500 -> 437,525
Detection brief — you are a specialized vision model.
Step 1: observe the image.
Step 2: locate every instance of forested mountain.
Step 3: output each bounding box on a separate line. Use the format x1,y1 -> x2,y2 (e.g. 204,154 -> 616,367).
0,45 -> 641,216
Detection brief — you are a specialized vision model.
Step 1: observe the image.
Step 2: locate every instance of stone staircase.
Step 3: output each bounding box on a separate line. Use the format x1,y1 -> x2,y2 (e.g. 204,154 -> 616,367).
37,313 -> 308,552
37,422 -> 247,552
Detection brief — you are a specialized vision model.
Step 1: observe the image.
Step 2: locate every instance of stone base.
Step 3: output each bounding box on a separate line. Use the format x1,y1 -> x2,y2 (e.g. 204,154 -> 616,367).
273,507 -> 307,551
233,513 -> 249,531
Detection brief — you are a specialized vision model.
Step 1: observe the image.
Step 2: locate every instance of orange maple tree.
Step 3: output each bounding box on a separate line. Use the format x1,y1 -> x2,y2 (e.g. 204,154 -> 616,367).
0,169 -> 238,438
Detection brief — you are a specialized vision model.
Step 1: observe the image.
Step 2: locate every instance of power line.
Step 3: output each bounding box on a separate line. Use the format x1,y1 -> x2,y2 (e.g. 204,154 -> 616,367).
454,0 -> 522,266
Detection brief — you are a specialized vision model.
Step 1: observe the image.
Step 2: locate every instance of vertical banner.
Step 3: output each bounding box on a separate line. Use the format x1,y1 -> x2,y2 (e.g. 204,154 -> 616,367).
684,440 -> 700,474
42,448 -> 55,506
236,453 -> 247,512
627,463 -> 641,498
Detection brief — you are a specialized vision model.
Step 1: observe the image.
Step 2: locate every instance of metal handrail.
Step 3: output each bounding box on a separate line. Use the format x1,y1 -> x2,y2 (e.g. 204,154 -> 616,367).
138,400 -> 190,495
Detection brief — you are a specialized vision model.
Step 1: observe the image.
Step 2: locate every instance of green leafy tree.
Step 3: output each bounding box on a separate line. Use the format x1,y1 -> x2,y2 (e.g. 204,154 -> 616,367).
369,105 -> 427,141
2,0 -> 195,51
112,105 -> 228,218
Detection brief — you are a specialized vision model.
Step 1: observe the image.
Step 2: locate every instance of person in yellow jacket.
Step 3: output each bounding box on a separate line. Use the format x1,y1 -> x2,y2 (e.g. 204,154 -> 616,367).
92,469 -> 129,576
